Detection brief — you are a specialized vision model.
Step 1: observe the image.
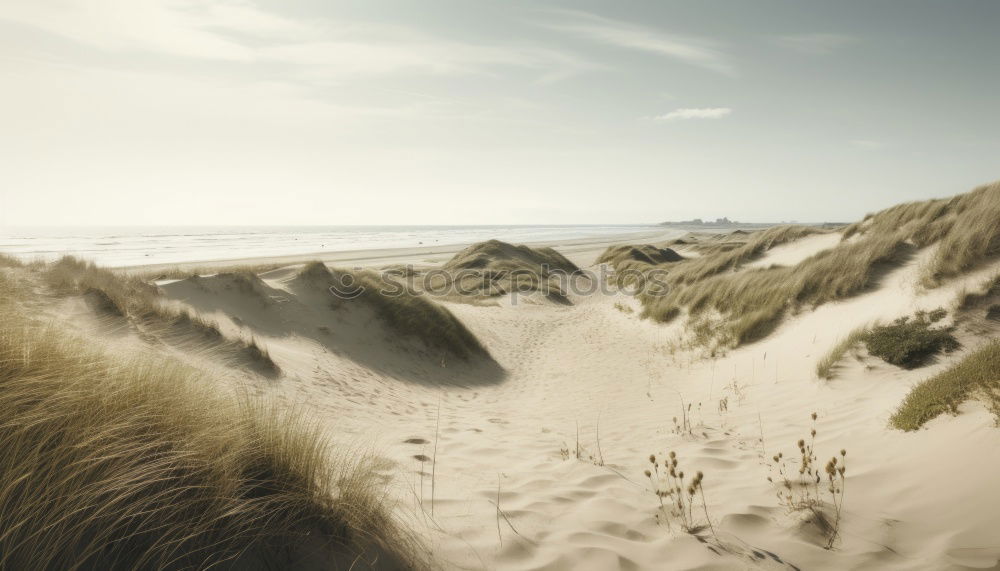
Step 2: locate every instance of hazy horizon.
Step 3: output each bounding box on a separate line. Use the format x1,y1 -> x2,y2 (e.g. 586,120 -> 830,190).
2,1 -> 998,227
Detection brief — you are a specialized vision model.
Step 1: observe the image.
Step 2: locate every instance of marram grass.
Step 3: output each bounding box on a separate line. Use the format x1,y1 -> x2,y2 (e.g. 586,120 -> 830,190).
891,340 -> 1000,431
0,270 -> 423,569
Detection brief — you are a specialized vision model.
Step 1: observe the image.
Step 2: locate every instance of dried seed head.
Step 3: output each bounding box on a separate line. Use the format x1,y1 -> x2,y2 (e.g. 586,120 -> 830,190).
644,469 -> 651,478
649,454 -> 656,463
798,439 -> 805,448
811,412 -> 817,421
841,449 -> 847,456
669,451 -> 676,459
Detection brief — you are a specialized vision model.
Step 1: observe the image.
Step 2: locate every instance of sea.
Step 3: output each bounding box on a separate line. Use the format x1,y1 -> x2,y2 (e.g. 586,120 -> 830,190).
0,225 -> 661,268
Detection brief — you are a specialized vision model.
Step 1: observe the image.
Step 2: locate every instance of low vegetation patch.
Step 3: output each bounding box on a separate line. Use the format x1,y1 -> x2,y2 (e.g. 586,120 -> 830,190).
891,340 -> 1000,431
767,413 -> 848,549
863,309 -> 957,369
645,451 -> 715,537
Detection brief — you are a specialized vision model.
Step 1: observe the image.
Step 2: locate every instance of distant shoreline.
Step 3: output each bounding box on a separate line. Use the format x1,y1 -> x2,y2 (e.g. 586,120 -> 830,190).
122,226 -> 687,273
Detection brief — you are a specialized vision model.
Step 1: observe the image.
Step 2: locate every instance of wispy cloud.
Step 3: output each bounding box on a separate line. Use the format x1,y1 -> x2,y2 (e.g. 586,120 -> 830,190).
0,0 -> 593,82
654,107 -> 732,121
539,10 -> 734,75
772,33 -> 858,55
851,139 -> 884,150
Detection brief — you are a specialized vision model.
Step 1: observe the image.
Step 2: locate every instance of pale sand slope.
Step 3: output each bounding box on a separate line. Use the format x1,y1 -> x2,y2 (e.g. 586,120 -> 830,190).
147,233 -> 1000,571
746,232 -> 843,268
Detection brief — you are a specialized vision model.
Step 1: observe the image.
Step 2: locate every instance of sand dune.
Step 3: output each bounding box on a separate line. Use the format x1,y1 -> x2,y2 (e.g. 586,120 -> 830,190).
6,184 -> 1000,570
160,267 -> 504,385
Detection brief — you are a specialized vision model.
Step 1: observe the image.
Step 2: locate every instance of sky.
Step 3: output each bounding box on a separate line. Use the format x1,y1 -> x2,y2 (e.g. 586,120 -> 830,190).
1,0 -> 999,226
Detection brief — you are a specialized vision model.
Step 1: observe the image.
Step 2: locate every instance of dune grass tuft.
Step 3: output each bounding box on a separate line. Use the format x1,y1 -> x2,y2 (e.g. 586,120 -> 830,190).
816,325 -> 872,380
44,256 -> 281,376
0,273 -> 423,569
891,340 -> 1000,431
0,253 -> 24,268
45,256 -> 161,316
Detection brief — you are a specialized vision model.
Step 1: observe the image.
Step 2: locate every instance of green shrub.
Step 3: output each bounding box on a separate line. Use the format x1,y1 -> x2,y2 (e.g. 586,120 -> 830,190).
863,309 -> 958,369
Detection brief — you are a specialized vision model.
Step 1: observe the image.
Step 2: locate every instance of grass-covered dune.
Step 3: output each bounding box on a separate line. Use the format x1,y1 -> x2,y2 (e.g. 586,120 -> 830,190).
628,181 -> 1000,349
432,239 -> 581,304
596,244 -> 683,269
843,180 -> 1000,285
45,256 -> 280,376
0,270 -> 422,569
297,261 -> 492,362
443,239 -> 580,275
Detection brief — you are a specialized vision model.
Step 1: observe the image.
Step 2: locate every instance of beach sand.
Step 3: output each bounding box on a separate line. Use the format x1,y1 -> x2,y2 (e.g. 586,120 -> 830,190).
36,227 -> 1000,570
